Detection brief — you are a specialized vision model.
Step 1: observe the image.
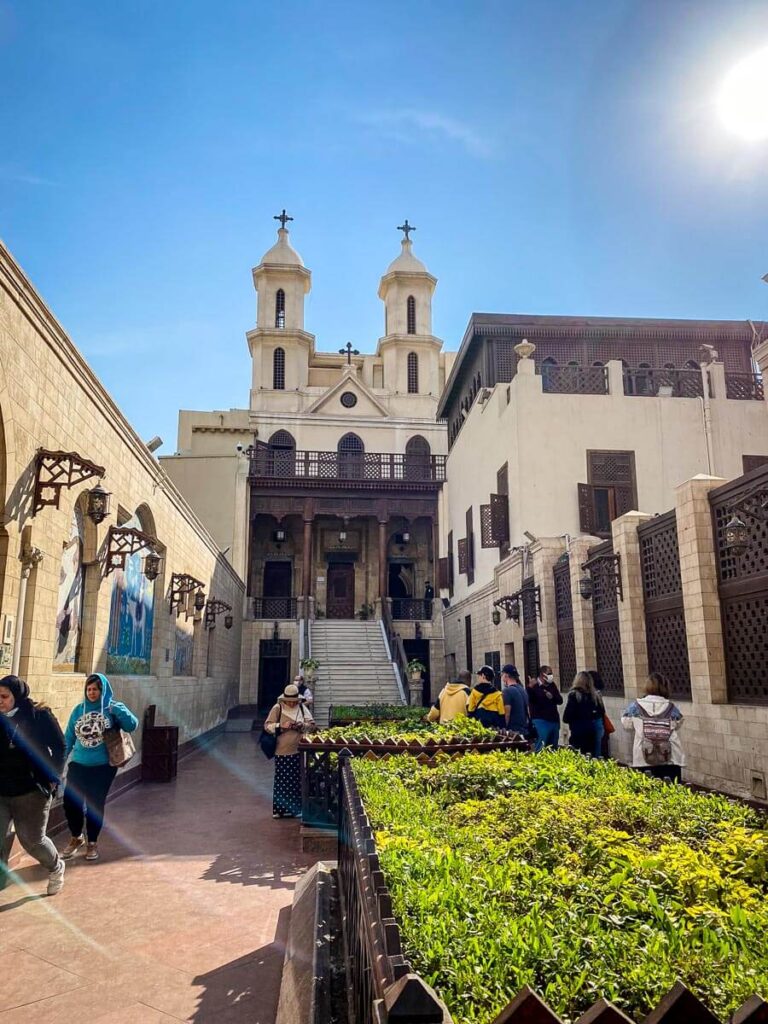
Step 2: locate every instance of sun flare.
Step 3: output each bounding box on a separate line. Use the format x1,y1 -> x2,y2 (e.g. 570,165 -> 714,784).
717,46 -> 768,140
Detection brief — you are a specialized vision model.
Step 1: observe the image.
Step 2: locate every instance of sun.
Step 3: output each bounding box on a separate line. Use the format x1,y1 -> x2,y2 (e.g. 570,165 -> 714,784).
717,46 -> 768,140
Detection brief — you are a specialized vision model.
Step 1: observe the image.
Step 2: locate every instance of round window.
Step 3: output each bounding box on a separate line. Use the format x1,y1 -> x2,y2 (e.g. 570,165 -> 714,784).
340,391 -> 358,408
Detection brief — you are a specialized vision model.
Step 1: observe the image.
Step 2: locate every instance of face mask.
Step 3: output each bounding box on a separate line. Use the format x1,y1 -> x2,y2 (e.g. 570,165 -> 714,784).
545,674 -> 554,684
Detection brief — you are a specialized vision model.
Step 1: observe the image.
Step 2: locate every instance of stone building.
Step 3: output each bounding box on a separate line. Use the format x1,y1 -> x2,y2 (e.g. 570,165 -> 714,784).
437,313 -> 768,802
162,219 -> 454,712
0,241 -> 244,770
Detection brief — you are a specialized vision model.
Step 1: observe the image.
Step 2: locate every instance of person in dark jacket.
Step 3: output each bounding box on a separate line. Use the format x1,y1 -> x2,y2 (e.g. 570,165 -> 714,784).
501,664 -> 529,736
563,671 -> 600,756
528,665 -> 563,751
0,675 -> 67,895
588,670 -> 607,758
468,666 -> 506,729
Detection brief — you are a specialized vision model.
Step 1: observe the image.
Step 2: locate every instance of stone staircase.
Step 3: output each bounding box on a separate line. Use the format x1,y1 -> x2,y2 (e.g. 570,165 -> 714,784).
309,620 -> 404,726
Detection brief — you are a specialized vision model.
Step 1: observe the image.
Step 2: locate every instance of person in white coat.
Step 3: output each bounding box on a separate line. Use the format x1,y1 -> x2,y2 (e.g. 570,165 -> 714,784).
621,673 -> 684,783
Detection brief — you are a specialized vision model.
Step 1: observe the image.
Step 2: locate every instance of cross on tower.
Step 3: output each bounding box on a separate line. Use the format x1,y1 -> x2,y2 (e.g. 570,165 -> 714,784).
339,341 -> 360,364
274,209 -> 293,229
397,219 -> 415,240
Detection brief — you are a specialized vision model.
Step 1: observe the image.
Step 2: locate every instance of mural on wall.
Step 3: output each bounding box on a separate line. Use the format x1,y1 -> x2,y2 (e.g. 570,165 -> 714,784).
53,507 -> 84,671
174,620 -> 194,676
106,513 -> 155,675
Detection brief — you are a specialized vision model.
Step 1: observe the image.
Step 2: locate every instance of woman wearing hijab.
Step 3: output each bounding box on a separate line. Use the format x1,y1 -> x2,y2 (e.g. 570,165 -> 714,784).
0,675 -> 66,895
61,673 -> 138,862
264,683 -> 315,819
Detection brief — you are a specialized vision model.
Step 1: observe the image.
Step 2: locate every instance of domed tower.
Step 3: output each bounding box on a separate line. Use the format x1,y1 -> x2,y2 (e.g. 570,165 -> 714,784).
248,211 -> 314,393
377,221 -> 441,396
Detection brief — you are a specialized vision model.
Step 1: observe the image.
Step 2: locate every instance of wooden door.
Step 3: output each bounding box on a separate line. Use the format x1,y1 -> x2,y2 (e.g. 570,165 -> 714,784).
327,563 -> 355,619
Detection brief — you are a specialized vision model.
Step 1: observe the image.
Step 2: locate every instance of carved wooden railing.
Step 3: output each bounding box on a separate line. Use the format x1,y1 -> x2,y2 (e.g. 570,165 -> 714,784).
541,364 -> 608,394
725,372 -> 764,400
623,367 -> 706,397
252,596 -> 298,619
248,447 -> 446,487
391,597 -> 432,620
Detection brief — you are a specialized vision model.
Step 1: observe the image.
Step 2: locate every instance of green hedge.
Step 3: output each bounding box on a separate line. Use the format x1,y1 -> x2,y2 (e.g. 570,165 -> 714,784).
329,703 -> 427,725
317,718 -> 498,744
352,750 -> 768,1024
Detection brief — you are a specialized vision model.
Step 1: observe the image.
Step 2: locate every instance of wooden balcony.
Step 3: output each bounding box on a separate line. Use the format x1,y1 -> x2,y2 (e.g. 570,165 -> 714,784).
248,448 -> 446,489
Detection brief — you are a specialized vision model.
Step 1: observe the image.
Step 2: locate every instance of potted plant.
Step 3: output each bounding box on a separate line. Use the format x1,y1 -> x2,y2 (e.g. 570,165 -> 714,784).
357,602 -> 374,620
300,657 -> 320,682
406,658 -> 426,682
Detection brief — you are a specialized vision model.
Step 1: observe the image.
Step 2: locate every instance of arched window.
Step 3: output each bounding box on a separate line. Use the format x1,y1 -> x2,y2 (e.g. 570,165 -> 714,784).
275,289 -> 286,329
407,295 -> 416,334
542,356 -> 558,393
405,435 -> 431,480
273,347 -> 285,390
268,429 -> 296,476
684,359 -> 700,370
407,351 -> 419,394
337,433 -> 364,480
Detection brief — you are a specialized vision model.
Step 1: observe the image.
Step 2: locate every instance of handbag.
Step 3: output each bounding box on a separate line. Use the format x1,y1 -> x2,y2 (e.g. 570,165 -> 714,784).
259,726 -> 278,760
103,720 -> 136,768
603,714 -> 616,735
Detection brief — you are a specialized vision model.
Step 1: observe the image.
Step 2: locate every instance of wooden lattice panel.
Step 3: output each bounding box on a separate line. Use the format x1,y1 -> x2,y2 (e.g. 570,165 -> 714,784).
721,594 -> 768,704
553,558 -> 572,623
646,610 -> 691,700
712,481 -> 768,583
639,512 -> 682,600
595,619 -> 625,695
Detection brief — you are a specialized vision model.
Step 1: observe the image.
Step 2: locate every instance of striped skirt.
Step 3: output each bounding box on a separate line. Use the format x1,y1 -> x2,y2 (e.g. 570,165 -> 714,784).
273,753 -> 301,818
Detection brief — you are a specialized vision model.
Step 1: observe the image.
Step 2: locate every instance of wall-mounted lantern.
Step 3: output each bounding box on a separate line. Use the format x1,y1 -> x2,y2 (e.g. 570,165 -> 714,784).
491,607 -> 501,626
204,597 -> 233,629
274,529 -> 286,543
194,589 -> 206,612
724,515 -> 748,558
86,483 -> 112,525
142,550 -> 163,582
224,614 -> 234,630
402,531 -> 410,544
579,574 -> 593,600
169,572 -> 205,614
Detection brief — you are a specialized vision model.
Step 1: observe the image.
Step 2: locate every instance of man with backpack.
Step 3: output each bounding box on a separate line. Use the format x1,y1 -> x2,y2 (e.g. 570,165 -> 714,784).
621,672 -> 684,782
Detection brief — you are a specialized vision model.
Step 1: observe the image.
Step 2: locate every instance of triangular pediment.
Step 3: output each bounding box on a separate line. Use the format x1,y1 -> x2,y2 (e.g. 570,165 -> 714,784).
306,370 -> 389,418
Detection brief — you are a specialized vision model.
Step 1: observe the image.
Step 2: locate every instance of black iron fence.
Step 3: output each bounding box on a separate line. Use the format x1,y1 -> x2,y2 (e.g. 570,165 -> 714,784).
391,597 -> 432,620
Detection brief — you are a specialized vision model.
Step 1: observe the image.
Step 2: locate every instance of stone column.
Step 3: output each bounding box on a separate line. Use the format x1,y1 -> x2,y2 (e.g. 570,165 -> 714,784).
11,545 -> 43,676
378,518 -> 388,603
568,535 -> 599,671
675,474 -> 727,704
530,538 -> 567,677
611,511 -> 653,700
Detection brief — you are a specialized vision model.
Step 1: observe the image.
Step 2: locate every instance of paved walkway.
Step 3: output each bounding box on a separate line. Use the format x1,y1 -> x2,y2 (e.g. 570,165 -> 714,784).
0,734 -> 318,1023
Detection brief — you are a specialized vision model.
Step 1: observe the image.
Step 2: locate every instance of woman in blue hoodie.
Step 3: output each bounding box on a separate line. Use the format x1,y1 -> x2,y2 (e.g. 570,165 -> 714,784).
61,673 -> 138,862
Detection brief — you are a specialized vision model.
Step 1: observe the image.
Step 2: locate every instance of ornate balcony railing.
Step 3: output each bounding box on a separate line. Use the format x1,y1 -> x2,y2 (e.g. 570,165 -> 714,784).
248,448 -> 446,488
391,597 -> 432,620
252,596 -> 297,619
623,367 -> 705,398
725,372 -> 764,401
541,364 -> 608,394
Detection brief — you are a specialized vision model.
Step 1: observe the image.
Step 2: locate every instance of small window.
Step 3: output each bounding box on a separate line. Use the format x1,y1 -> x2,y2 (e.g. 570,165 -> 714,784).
273,347 -> 285,390
275,289 -> 286,329
407,295 -> 416,334
407,352 -> 419,394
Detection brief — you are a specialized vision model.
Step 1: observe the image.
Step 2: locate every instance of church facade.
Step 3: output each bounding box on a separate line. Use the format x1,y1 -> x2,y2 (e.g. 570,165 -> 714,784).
161,219 -> 454,709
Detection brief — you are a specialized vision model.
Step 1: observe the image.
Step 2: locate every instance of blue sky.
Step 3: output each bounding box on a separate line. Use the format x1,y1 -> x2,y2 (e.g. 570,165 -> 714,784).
3,0 -> 768,453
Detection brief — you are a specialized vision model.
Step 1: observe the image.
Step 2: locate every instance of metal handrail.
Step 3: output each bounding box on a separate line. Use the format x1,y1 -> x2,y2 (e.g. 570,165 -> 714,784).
380,603 -> 409,705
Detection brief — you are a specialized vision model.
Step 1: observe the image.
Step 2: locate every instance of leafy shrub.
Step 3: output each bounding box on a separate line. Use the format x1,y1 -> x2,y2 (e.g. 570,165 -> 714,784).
352,750 -> 768,1024
318,717 -> 498,744
330,703 -> 426,725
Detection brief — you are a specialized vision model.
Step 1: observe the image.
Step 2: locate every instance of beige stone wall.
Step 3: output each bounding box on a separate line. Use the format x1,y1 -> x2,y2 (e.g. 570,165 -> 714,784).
442,356 -> 768,608
0,242 -> 244,748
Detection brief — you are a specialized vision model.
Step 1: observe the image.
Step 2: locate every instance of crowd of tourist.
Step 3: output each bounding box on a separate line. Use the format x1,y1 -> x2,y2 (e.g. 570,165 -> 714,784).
429,663 -> 685,778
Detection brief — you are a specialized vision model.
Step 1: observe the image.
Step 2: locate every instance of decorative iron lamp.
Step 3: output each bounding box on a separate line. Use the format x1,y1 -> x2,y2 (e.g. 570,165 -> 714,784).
491,607 -> 501,626
142,550 -> 163,581
86,483 -> 111,525
579,574 -> 593,600
274,528 -> 286,543
724,515 -> 748,558
402,531 -> 410,544
509,598 -> 520,623
224,614 -> 234,630
338,530 -> 347,542
194,589 -> 206,612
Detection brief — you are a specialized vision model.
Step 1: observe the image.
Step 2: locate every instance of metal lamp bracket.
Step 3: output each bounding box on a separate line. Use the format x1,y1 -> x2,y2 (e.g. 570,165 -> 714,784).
170,572 -> 205,615
204,598 -> 232,628
104,526 -> 158,576
33,449 -> 105,516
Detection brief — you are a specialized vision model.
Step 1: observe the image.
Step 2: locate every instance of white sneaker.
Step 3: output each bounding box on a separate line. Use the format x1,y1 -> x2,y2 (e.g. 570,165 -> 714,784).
47,860 -> 65,896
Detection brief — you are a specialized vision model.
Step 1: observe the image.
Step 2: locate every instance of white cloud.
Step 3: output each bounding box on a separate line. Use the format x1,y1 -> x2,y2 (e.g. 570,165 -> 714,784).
0,168 -> 58,186
355,108 -> 494,159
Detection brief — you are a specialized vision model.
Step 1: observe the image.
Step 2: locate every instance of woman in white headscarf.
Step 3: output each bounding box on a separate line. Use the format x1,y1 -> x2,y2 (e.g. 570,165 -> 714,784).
264,683 -> 315,818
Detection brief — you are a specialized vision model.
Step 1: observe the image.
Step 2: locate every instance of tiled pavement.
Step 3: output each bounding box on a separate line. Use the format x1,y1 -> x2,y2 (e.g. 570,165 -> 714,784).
0,734 -> 318,1023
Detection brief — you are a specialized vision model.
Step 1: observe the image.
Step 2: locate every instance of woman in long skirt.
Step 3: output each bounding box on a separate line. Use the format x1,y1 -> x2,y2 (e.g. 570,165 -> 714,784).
264,683 -> 315,818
